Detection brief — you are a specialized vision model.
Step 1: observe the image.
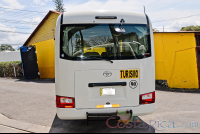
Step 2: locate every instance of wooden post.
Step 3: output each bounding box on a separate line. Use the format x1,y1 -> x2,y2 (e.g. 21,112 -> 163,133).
14,66 -> 16,78
3,68 -> 6,77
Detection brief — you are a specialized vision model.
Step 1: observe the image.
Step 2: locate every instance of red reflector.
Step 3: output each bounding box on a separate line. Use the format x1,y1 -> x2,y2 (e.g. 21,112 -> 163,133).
56,96 -> 75,108
140,91 -> 155,105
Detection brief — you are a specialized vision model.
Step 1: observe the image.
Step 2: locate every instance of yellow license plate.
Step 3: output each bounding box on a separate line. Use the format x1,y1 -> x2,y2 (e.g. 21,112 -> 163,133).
120,69 -> 139,79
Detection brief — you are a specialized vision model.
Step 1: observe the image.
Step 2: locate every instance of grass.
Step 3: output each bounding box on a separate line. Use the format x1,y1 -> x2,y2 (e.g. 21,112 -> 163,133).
0,61 -> 23,77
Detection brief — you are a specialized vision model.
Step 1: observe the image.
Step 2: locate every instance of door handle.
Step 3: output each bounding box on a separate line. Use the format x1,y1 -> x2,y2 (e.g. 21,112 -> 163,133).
88,82 -> 127,87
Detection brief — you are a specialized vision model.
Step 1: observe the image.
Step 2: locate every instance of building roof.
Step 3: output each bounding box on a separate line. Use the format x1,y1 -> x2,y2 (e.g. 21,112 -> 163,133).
178,31 -> 200,33
23,10 -> 62,46
154,31 -> 200,33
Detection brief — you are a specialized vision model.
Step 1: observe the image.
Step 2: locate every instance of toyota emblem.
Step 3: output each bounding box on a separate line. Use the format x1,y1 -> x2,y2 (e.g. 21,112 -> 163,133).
103,71 -> 112,77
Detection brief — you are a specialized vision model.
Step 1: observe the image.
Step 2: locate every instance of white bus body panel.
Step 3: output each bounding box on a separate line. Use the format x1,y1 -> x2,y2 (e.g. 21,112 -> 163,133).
55,11 -> 155,119
75,69 -> 140,109
57,104 -> 155,120
62,10 -> 147,24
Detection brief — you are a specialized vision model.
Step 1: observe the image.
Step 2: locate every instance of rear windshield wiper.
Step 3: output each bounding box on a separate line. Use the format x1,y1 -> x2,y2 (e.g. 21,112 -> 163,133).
82,57 -> 113,63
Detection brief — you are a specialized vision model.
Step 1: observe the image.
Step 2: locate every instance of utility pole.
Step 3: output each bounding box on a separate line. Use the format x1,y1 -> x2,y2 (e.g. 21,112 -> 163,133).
163,26 -> 164,32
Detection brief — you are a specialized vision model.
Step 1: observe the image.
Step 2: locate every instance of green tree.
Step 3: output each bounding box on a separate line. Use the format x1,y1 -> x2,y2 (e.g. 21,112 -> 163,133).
75,34 -> 80,43
74,34 -> 80,52
53,0 -> 66,12
83,40 -> 91,47
0,44 -> 15,51
74,39 -> 91,53
180,25 -> 200,31
88,35 -> 113,46
17,46 -> 21,50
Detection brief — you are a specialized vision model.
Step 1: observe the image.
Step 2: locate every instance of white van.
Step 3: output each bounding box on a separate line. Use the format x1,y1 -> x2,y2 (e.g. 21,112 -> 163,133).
55,10 -> 155,120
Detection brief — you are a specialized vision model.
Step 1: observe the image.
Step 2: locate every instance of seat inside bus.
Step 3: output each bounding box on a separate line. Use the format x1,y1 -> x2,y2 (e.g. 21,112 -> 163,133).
121,52 -> 134,57
101,51 -> 134,57
101,52 -> 109,57
83,52 -> 100,57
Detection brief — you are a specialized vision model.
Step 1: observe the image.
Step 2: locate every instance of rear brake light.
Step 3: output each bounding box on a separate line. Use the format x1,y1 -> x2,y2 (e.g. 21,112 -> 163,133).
56,96 -> 75,108
140,91 -> 155,105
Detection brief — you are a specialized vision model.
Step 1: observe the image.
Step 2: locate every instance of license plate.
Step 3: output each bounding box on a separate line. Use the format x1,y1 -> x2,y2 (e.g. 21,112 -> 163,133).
100,88 -> 115,96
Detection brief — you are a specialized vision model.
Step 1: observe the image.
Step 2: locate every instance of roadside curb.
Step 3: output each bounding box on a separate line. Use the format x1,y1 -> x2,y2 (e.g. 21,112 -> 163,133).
0,114 -> 52,133
0,124 -> 29,133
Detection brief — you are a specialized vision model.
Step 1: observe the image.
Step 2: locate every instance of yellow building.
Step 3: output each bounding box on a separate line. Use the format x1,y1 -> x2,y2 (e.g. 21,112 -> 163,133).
23,10 -> 61,78
154,32 -> 200,89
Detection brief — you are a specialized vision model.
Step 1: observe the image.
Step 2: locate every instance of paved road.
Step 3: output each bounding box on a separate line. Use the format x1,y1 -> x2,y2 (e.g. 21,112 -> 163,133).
0,78 -> 56,127
0,78 -> 199,133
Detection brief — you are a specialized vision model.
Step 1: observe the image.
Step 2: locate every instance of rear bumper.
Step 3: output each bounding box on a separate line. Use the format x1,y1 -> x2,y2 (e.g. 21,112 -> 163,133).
57,103 -> 155,120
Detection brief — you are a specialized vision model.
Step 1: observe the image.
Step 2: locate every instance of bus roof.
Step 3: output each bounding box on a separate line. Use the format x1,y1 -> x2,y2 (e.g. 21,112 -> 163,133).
62,10 -> 148,25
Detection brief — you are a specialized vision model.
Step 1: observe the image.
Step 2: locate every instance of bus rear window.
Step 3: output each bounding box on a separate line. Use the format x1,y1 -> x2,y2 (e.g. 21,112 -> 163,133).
60,24 -> 151,60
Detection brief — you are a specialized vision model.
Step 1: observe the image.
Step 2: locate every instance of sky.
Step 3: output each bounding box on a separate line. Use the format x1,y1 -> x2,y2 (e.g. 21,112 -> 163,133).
0,0 -> 200,50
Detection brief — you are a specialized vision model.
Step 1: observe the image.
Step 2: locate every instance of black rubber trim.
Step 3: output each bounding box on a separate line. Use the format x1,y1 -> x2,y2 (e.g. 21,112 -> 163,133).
60,13 -> 63,25
145,14 -> 152,57
88,82 -> 126,87
145,14 -> 149,25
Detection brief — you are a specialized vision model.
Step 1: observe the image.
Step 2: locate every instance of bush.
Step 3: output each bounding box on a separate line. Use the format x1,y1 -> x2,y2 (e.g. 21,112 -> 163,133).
0,61 -> 23,78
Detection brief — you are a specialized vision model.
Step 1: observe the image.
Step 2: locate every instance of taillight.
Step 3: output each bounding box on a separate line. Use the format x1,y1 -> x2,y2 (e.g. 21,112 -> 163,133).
56,96 -> 75,108
140,91 -> 155,105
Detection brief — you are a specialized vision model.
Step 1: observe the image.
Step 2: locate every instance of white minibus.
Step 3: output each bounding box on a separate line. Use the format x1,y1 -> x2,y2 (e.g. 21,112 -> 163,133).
55,10 -> 155,120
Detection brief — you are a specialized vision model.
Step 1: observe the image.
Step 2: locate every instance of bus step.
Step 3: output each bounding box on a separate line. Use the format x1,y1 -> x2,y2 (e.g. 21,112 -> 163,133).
86,112 -> 118,126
